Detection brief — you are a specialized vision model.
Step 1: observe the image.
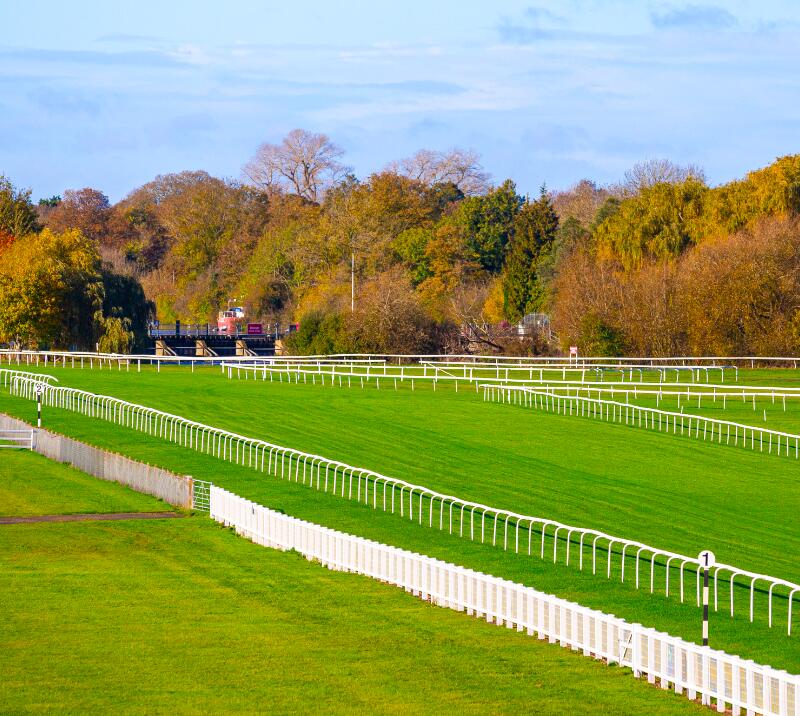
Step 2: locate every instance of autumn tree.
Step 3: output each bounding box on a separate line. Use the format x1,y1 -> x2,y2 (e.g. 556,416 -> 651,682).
615,261 -> 685,356
693,154 -> 800,240
288,172 -> 444,321
118,205 -> 171,272
552,213 -> 800,357
117,171 -> 219,275
0,176 -> 39,240
677,217 -> 800,355
126,172 -> 269,321
550,247 -> 626,355
46,188 -> 114,242
35,195 -> 61,226
237,194 -> 319,319
0,229 -> 13,254
350,269 -> 443,353
551,179 -> 613,226
243,129 -> 348,202
123,170 -> 217,207
416,220 -> 475,320
593,178 -> 708,269
287,270 -> 447,355
151,179 -> 240,275
448,278 -> 507,352
321,172 -> 439,281
0,228 -> 104,348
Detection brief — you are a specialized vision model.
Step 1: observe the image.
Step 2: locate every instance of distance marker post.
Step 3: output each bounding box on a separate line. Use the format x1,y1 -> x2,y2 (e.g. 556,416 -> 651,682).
698,550 -> 716,647
34,382 -> 44,428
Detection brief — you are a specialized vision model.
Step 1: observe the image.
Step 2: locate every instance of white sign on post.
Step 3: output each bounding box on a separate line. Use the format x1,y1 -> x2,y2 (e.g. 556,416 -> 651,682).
569,346 -> 578,359
698,550 -> 716,568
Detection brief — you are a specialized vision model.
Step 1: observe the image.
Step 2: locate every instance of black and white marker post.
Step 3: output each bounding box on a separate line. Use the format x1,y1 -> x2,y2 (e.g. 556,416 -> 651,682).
698,550 -> 716,647
34,382 -> 44,429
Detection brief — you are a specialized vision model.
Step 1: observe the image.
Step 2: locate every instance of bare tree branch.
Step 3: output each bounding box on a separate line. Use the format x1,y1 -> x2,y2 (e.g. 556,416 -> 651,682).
387,148 -> 491,195
243,129 -> 349,202
620,159 -> 706,196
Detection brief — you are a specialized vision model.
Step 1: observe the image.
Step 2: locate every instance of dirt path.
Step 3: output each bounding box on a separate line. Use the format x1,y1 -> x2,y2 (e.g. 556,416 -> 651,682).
0,512 -> 185,525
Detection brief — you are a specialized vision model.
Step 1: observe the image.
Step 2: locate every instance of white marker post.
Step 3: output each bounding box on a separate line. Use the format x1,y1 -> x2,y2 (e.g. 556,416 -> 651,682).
34,382 -> 44,429
698,550 -> 716,647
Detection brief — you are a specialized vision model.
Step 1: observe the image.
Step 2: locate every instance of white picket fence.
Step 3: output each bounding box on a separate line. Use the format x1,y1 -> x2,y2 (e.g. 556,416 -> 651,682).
6,371 -> 799,635
210,485 -> 800,715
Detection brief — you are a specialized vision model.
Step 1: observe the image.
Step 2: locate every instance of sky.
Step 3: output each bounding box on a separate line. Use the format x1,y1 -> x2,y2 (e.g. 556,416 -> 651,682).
1,0 -> 798,201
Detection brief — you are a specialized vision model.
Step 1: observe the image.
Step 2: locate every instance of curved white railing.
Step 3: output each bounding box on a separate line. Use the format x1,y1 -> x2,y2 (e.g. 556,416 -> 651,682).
7,374 -> 799,634
485,384 -> 800,460
213,485 -> 800,714
0,369 -> 58,387
501,384 -> 800,415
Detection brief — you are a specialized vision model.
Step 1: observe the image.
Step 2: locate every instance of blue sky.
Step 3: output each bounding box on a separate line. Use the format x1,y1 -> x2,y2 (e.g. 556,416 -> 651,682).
1,0 -> 798,201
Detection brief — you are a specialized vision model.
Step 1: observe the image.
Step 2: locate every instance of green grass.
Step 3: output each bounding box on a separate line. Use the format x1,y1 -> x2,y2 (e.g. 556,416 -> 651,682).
0,449 -> 170,517
228,362 -> 800,434
1,365 -> 799,674
0,518 -> 704,712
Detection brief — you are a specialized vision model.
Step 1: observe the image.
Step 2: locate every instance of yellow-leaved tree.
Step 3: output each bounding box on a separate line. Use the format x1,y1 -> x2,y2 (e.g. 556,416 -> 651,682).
0,228 -> 104,348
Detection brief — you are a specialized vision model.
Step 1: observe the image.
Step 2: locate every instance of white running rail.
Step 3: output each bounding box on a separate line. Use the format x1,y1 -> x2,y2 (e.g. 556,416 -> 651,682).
5,347 -> 800,370
482,384 -> 800,460
0,369 -> 58,387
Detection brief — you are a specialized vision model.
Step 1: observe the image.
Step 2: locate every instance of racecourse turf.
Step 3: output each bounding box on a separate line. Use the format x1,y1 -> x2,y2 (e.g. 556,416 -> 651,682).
0,364 -> 798,674
0,446 -> 705,714
0,448 -> 170,517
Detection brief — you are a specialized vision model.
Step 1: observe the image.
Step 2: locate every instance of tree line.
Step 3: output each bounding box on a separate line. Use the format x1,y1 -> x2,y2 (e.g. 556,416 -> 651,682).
1,131 -> 799,355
